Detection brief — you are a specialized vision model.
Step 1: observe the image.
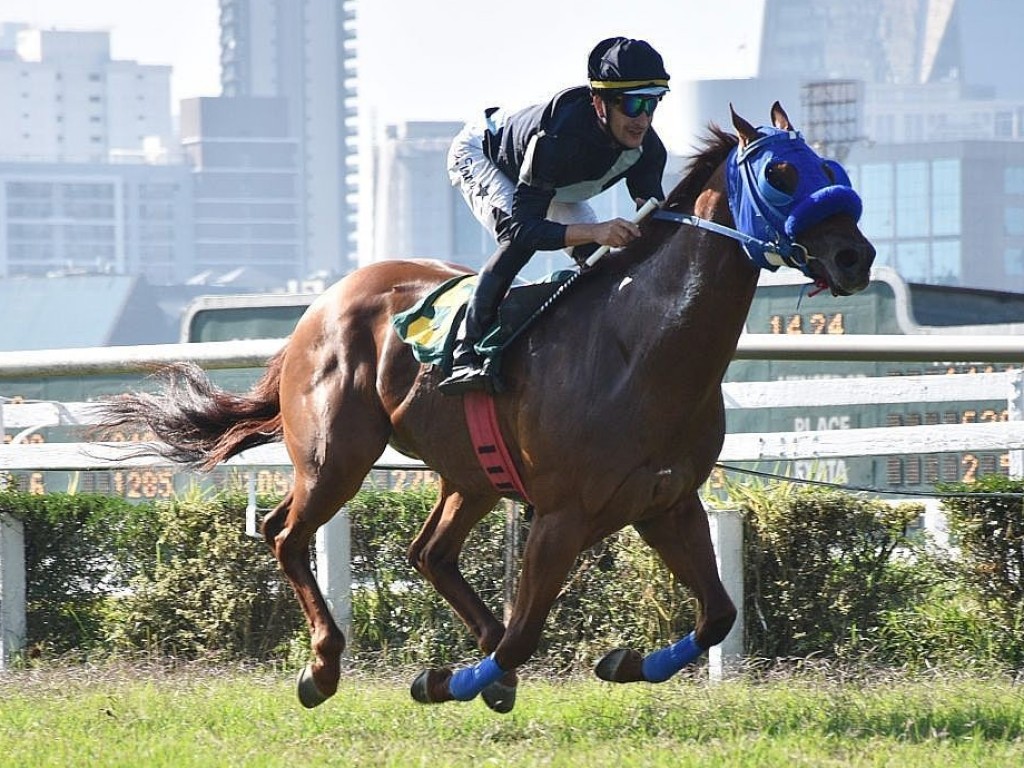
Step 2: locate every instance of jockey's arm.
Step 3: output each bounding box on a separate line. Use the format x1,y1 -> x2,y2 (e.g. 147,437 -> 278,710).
508,183 -> 645,250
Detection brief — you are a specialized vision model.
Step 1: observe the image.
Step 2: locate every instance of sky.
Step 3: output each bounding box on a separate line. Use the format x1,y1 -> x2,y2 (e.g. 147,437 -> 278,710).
2,0 -> 765,154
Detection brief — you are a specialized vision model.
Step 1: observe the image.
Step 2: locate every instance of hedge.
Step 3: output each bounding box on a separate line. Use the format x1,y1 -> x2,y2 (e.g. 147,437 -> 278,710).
2,476 -> 1021,672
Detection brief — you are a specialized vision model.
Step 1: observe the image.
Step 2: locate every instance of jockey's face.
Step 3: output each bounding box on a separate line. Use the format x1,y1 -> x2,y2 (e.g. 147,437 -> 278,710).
593,94 -> 653,149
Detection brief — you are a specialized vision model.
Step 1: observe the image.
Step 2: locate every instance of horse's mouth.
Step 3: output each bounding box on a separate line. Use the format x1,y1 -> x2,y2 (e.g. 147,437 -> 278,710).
807,250 -> 873,296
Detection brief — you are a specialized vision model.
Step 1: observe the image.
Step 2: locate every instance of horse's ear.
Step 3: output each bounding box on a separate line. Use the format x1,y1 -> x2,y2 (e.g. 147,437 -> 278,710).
730,103 -> 759,148
771,101 -> 794,131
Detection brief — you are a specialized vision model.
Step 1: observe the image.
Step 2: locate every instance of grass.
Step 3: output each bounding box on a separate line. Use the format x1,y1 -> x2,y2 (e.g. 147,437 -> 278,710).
0,663 -> 1022,767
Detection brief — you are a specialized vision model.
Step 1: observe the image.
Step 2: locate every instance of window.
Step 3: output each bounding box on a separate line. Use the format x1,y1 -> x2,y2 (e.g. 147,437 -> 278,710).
1005,247 -> 1024,276
7,181 -> 53,199
903,114 -> 924,142
858,164 -> 894,238
931,159 -> 961,236
1004,167 -> 1024,195
896,162 -> 928,237
931,241 -> 961,284
896,241 -> 929,282
995,112 -> 1014,138
62,183 -> 113,200
871,241 -> 893,268
1005,207 -> 1024,236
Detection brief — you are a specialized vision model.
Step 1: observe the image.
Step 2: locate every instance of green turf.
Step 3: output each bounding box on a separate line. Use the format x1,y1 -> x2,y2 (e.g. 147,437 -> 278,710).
1,665 -> 1021,767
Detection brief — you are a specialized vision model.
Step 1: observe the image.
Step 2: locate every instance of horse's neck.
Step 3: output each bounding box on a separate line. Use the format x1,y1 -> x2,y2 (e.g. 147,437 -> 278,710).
635,186 -> 760,390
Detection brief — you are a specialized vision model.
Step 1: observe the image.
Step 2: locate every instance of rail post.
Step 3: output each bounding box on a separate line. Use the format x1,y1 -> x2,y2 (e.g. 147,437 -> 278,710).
1009,370 -> 1024,479
316,508 -> 352,645
708,508 -> 744,681
0,512 -> 26,668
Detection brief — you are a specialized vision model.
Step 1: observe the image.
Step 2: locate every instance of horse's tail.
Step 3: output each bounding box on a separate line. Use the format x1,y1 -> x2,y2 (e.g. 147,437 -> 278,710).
97,349 -> 286,472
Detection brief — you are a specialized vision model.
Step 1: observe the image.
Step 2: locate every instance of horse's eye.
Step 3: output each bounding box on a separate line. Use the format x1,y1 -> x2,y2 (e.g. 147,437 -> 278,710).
765,163 -> 798,195
822,162 -> 836,184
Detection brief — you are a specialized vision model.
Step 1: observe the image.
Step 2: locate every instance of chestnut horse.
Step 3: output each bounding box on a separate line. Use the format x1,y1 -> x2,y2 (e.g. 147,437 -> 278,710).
99,103 -> 874,712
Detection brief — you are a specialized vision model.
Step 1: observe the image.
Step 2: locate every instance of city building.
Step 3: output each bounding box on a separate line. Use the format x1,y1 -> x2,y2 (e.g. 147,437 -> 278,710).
0,25 -> 175,163
757,0 -> 1022,99
0,160 -> 193,282
369,121 -> 660,280
845,139 -> 1024,291
0,25 -> 191,284
180,96 -> 302,287
673,0 -> 1024,293
218,0 -> 359,279
371,122 -> 487,269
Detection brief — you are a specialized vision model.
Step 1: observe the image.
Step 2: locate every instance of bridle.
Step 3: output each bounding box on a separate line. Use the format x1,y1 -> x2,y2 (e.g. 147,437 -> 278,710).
654,128 -> 863,294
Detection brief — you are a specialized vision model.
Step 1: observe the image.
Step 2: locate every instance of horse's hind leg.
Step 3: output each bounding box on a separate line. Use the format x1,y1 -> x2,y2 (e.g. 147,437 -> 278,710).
596,491 -> 736,684
263,407 -> 390,708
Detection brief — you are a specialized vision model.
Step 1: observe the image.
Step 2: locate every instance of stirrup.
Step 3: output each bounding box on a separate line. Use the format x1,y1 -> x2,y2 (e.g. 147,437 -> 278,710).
438,364 -> 496,395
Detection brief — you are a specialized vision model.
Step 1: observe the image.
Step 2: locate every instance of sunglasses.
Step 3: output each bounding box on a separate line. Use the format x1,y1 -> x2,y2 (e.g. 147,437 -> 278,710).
615,94 -> 661,118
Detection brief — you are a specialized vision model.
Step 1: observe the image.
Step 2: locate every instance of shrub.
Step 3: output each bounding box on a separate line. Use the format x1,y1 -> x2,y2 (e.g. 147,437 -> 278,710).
102,488 -> 305,660
938,475 -> 1024,668
344,485 -> 698,669
0,489 -> 157,655
346,483 -> 499,663
730,481 -> 926,659
13,476 -> 1019,673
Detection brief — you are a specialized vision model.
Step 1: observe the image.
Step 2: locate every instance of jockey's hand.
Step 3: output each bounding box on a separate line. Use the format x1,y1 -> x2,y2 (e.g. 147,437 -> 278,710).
592,218 -> 642,248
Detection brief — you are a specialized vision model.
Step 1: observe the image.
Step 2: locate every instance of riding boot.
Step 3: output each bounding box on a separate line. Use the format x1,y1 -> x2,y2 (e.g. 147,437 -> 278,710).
439,271 -> 508,395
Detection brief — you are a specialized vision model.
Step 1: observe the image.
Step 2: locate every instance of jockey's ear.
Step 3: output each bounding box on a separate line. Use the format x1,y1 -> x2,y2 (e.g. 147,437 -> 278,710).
730,104 -> 759,148
591,93 -> 610,125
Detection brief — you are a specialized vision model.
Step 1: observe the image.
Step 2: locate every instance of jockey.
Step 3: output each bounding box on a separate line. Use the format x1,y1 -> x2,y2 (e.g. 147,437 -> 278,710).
439,36 -> 671,395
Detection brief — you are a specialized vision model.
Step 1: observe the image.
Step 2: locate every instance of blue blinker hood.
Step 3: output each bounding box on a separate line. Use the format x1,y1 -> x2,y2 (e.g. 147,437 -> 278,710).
726,127 -> 863,275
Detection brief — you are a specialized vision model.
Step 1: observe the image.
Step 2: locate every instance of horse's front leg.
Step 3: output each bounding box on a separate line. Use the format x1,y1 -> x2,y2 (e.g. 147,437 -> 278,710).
411,509 -> 584,711
406,486 -> 518,712
595,491 -> 737,684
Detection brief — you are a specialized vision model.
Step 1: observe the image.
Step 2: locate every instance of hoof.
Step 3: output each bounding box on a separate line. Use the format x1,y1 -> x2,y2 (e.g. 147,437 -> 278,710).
296,665 -> 332,709
481,680 -> 517,714
595,648 -> 646,683
410,669 -> 452,705
410,670 -> 433,704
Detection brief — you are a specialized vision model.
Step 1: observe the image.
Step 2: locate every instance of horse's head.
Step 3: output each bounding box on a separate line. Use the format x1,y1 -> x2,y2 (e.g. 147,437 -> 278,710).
728,102 -> 875,296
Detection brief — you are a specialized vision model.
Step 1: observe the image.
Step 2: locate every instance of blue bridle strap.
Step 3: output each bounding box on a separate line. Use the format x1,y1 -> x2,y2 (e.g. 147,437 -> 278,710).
651,209 -> 810,272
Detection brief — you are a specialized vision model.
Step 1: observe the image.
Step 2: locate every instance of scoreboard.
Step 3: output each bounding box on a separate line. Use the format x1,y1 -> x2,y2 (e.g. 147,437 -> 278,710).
721,266 -> 1024,492
4,267 -> 1022,498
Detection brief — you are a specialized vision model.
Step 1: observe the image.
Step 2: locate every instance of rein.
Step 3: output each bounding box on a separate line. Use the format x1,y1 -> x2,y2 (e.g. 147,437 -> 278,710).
651,208 -> 827,295
652,209 -> 812,272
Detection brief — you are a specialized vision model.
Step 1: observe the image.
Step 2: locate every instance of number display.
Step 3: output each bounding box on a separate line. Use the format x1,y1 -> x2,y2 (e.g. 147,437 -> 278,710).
768,313 -> 846,335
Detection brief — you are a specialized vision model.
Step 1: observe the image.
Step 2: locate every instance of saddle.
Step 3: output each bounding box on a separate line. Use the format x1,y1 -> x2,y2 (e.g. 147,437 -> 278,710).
391,269 -> 577,377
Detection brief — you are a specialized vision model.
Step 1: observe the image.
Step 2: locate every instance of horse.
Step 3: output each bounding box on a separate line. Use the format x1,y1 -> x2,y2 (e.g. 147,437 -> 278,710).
98,102 -> 874,713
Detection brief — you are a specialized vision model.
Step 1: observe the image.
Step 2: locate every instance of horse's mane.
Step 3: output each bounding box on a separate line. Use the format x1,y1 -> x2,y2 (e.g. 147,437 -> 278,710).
663,124 -> 738,212
612,125 -> 738,268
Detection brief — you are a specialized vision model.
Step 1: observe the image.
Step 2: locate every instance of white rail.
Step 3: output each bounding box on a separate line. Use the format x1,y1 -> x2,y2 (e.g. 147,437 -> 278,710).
1,336 -> 1022,671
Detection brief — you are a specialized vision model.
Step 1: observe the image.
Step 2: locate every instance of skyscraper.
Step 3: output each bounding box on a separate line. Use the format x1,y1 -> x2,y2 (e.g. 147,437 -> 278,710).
0,25 -> 174,163
758,0 -> 1023,98
218,0 -> 359,278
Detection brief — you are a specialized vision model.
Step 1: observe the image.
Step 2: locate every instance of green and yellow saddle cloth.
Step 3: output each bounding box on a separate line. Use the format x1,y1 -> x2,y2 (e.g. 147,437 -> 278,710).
391,270 -> 576,376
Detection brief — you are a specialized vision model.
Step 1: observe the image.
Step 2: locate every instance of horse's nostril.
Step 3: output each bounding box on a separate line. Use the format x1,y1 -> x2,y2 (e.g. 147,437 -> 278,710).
837,249 -> 860,271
